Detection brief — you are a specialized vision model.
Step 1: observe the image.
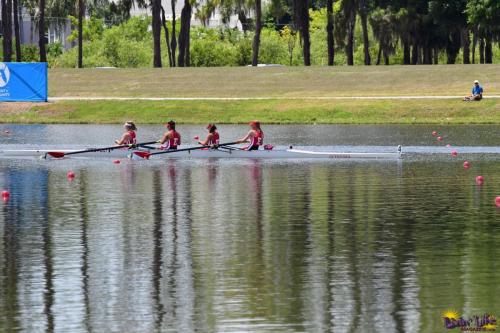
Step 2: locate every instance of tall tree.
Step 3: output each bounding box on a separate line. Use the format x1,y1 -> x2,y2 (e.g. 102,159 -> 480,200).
13,0 -> 21,61
161,6 -> 173,67
251,0 -> 261,66
461,29 -> 470,64
152,0 -> 162,67
39,0 -> 47,62
2,0 -> 13,61
359,0 -> 371,65
326,0 -> 334,65
171,0 -> 177,66
77,0 -> 84,67
466,0 -> 499,64
177,0 -> 192,67
342,0 -> 356,65
370,8 -> 396,65
293,0 -> 310,65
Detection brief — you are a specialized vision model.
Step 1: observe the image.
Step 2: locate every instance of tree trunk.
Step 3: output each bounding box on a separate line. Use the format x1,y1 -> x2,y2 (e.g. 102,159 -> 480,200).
2,0 -> 13,62
326,0 -> 334,66
38,0 -> 47,62
251,0 -> 261,66
170,0 -> 177,67
346,10 -> 355,66
461,29 -> 470,64
479,38 -> 484,64
403,40 -> 410,64
152,0 -> 162,67
376,44 -> 382,65
161,6 -> 173,67
383,50 -> 389,65
77,0 -> 84,68
471,29 -> 477,64
423,46 -> 431,64
359,0 -> 370,65
484,32 -> 492,64
185,26 -> 190,66
294,0 -> 310,66
177,0 -> 192,67
13,0 -> 21,61
411,44 -> 418,65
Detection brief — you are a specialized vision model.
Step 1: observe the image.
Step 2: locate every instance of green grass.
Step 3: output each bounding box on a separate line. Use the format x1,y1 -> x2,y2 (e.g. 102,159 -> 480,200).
49,65 -> 500,98
2,65 -> 497,124
3,98 -> 498,124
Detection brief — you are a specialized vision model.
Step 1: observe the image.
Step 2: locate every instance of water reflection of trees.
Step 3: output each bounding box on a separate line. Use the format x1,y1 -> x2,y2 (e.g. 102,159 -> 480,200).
0,161 -> 499,332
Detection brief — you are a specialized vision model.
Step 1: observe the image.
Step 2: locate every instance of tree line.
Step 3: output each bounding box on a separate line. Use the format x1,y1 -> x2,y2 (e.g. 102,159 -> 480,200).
1,0 -> 499,67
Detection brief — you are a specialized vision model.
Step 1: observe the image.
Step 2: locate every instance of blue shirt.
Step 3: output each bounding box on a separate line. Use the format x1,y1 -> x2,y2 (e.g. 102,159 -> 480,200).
472,85 -> 483,95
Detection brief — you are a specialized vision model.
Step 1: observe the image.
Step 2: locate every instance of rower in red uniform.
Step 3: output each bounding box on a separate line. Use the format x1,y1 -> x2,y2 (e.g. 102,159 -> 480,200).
236,121 -> 263,150
158,120 -> 181,150
115,121 -> 137,145
198,124 -> 220,146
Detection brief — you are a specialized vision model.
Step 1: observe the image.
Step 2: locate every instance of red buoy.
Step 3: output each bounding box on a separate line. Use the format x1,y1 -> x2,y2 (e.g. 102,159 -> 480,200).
432,131 -> 438,137
463,161 -> 471,169
476,176 -> 484,185
113,159 -> 121,164
451,150 -> 458,157
496,196 -> 500,208
437,136 -> 443,141
2,190 -> 10,202
194,136 -> 199,140
67,171 -> 75,179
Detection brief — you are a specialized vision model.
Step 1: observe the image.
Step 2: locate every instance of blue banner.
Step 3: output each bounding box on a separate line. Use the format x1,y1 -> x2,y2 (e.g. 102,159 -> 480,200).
0,62 -> 48,102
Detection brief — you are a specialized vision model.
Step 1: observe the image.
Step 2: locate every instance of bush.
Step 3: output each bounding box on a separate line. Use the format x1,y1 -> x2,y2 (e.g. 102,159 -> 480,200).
21,44 -> 39,62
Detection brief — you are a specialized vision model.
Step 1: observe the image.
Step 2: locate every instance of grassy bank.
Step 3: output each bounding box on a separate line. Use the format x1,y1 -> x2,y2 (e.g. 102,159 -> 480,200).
2,98 -> 499,124
1,66 -> 498,124
49,65 -> 500,98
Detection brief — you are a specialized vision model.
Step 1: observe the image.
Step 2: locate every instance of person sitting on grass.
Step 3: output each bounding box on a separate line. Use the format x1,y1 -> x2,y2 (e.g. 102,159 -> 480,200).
463,80 -> 483,101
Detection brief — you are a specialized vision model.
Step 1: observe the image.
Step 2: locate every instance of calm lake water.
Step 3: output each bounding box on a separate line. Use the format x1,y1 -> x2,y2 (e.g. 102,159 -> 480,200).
0,125 -> 499,333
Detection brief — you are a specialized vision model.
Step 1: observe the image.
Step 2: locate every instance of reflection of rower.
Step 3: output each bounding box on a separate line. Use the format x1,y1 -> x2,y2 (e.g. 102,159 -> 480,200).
235,121 -> 264,150
115,121 -> 137,145
158,120 -> 181,150
197,124 -> 220,146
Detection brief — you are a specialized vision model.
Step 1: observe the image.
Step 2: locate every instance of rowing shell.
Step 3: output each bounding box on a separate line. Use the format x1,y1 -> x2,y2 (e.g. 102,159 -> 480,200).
0,147 -> 402,159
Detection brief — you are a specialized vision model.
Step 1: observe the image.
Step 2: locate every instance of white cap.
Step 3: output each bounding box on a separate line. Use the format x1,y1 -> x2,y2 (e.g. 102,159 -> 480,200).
474,80 -> 479,84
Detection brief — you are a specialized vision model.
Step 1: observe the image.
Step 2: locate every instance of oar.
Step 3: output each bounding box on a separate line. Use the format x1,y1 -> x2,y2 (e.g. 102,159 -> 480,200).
44,141 -> 159,159
133,141 -> 241,159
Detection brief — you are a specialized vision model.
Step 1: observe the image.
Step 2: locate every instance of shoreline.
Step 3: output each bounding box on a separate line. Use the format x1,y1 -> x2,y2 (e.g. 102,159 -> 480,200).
0,98 -> 498,124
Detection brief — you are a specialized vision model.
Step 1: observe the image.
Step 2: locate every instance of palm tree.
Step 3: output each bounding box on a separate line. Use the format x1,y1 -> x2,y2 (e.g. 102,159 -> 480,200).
326,0 -> 334,65
2,0 -> 13,61
78,0 -> 84,67
252,0 -> 261,66
39,0 -> 47,62
370,8 -> 396,65
342,0 -> 356,65
293,0 -> 310,65
170,0 -> 177,66
177,0 -> 191,67
358,0 -> 371,65
13,0 -> 21,61
161,6 -> 173,67
152,0 -> 162,67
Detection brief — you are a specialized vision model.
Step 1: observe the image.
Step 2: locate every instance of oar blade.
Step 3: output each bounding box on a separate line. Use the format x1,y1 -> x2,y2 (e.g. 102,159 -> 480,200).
46,151 -> 66,158
132,151 -> 151,159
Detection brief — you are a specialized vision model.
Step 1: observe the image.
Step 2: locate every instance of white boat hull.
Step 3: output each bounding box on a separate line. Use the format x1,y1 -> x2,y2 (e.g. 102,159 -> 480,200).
0,147 -> 402,159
